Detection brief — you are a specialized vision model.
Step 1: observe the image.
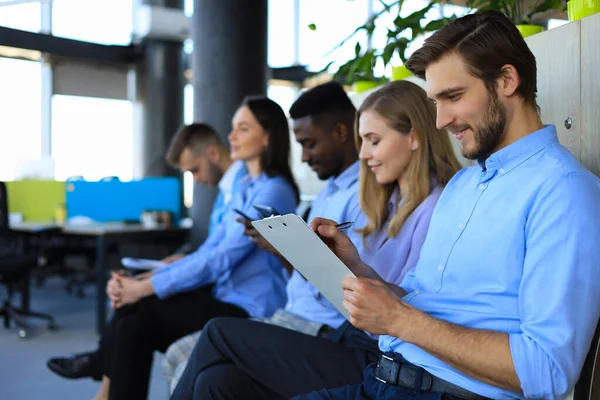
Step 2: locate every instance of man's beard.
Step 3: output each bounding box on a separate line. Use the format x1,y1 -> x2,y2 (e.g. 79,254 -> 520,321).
208,160 -> 224,183
450,91 -> 508,161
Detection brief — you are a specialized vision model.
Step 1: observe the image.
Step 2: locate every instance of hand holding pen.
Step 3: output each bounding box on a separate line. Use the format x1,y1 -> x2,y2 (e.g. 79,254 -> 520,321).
309,217 -> 364,272
310,218 -> 383,281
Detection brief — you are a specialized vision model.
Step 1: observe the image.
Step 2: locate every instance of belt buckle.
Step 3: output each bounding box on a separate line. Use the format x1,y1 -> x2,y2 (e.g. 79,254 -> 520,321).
375,354 -> 395,384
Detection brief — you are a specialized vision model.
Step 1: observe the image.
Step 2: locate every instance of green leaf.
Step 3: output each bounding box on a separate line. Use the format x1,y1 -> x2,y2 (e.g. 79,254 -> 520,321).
354,42 -> 362,57
525,0 -> 562,23
382,43 -> 395,66
307,23 -> 317,31
394,38 -> 410,63
423,15 -> 457,32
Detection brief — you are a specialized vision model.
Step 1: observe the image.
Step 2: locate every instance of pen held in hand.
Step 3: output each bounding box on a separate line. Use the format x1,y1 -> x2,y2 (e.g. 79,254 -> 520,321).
335,221 -> 354,232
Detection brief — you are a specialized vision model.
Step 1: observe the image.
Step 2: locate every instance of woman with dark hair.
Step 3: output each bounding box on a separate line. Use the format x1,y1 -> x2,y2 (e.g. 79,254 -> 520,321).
240,96 -> 300,201
82,96 -> 299,400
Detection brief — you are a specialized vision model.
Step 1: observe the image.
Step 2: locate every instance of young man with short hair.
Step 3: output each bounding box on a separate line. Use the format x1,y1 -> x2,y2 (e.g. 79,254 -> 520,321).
46,122 -> 245,381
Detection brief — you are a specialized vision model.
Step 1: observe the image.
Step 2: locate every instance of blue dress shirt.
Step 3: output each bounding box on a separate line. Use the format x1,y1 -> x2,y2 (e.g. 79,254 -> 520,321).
381,126 -> 600,399
208,161 -> 247,235
151,172 -> 298,318
284,162 -> 363,329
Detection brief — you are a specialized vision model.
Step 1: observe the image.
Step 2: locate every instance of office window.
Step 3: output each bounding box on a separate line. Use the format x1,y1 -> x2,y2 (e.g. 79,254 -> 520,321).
184,0 -> 193,17
268,84 -> 299,116
0,58 -> 42,181
298,0 -> 370,72
268,0 -> 296,68
52,96 -> 133,181
0,2 -> 41,32
52,0 -> 133,45
183,83 -> 194,208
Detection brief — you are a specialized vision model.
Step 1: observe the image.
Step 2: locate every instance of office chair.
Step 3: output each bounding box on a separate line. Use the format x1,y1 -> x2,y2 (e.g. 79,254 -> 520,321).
0,181 -> 57,338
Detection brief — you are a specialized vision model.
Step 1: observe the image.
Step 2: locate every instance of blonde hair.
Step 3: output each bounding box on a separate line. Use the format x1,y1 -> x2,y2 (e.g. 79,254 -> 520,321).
355,80 -> 461,242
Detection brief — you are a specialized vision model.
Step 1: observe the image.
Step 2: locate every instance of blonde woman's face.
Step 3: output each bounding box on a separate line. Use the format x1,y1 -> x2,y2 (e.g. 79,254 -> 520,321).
358,110 -> 416,185
228,106 -> 269,162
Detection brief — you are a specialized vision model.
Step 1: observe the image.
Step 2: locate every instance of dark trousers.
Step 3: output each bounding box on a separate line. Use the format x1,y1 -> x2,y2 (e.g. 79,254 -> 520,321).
101,284 -> 248,400
171,317 -> 381,400
293,364 -> 462,400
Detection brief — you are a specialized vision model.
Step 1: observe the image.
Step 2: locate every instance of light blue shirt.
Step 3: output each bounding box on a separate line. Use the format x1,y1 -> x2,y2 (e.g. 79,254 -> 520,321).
284,162 -> 362,329
208,161 -> 246,235
152,172 -> 298,318
381,126 -> 600,399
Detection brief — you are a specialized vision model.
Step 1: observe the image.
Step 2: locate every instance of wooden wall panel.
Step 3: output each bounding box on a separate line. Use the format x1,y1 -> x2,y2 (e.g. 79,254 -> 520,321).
580,13 -> 600,177
526,22 -> 581,160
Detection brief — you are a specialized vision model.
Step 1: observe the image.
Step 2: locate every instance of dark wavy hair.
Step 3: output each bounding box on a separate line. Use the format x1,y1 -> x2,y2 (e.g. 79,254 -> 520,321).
242,96 -> 300,201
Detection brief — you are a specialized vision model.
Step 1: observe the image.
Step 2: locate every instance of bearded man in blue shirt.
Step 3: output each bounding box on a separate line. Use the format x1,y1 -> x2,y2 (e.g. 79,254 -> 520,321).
298,11 -> 600,400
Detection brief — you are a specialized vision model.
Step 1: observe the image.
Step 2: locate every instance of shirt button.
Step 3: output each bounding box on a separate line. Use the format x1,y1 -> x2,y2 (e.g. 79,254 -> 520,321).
326,196 -> 331,202
499,168 -> 505,174
437,265 -> 444,271
458,223 -> 465,230
478,183 -> 486,190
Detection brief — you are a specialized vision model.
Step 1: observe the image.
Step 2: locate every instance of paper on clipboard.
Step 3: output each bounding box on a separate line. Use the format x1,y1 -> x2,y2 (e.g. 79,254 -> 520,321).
121,257 -> 165,270
252,213 -> 356,321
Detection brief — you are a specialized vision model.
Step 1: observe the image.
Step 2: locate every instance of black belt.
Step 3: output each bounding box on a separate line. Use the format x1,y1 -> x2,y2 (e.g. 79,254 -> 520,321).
374,353 -> 490,400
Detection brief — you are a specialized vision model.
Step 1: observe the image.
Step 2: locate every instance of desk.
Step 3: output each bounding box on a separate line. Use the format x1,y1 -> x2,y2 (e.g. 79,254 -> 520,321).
12,222 -> 188,333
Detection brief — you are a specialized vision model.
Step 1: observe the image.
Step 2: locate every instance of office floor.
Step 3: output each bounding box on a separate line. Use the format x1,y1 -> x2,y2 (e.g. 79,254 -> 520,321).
0,277 -> 168,400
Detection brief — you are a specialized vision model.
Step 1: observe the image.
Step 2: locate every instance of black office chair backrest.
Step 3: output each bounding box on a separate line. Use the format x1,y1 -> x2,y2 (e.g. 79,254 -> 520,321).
0,181 -> 18,259
574,319 -> 600,400
0,181 -> 9,231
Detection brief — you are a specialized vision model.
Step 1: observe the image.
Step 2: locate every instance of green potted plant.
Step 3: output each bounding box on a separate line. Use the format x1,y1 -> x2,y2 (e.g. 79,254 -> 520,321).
466,0 -> 564,37
319,0 -> 457,91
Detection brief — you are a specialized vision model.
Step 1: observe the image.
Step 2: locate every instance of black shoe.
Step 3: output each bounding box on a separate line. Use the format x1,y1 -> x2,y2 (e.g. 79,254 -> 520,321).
46,352 -> 103,381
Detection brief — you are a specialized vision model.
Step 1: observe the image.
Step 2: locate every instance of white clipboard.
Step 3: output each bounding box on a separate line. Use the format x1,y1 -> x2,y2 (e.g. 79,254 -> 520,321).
252,213 -> 356,321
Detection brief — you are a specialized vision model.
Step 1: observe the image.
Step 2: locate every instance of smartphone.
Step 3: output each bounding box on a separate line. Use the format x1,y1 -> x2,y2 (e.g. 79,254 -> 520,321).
233,208 -> 254,221
253,204 -> 280,219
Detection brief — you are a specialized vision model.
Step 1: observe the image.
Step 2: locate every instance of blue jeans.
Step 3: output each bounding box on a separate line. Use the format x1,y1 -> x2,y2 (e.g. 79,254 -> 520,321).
293,364 -> 461,400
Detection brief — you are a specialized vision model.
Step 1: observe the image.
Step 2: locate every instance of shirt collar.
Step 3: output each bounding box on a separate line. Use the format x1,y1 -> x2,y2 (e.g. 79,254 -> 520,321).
330,161 -> 360,191
218,160 -> 245,194
478,125 -> 558,175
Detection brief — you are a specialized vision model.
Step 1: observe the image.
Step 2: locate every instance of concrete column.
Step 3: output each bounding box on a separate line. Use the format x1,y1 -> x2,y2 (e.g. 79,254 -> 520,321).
189,0 -> 268,245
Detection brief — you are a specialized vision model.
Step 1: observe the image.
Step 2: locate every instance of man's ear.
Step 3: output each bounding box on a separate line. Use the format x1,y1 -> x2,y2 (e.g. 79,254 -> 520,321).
499,64 -> 520,98
205,145 -> 221,164
333,123 -> 351,144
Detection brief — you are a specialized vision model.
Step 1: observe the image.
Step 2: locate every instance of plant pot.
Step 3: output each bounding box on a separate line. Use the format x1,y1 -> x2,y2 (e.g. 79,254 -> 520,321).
567,0 -> 600,21
352,81 -> 382,93
516,24 -> 544,37
391,65 -> 413,81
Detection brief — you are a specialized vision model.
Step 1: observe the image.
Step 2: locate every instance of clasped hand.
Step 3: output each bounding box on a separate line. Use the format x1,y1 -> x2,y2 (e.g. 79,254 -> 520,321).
107,271 -> 147,309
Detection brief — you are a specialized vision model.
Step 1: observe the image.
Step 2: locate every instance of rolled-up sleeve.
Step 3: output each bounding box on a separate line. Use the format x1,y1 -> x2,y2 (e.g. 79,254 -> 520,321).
509,172 -> 600,399
151,178 -> 297,299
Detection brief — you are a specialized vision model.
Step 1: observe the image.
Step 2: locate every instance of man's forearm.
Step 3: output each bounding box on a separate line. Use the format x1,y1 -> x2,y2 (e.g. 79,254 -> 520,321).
393,309 -> 521,392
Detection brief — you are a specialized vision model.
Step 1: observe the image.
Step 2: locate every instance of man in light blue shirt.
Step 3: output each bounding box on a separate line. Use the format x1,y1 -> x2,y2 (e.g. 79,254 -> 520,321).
163,123 -> 247,262
299,11 -> 600,400
47,122 -> 246,381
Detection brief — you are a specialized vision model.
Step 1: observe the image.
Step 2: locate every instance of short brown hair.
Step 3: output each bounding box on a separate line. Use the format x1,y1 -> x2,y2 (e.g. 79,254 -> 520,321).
165,123 -> 225,167
406,11 -> 538,109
